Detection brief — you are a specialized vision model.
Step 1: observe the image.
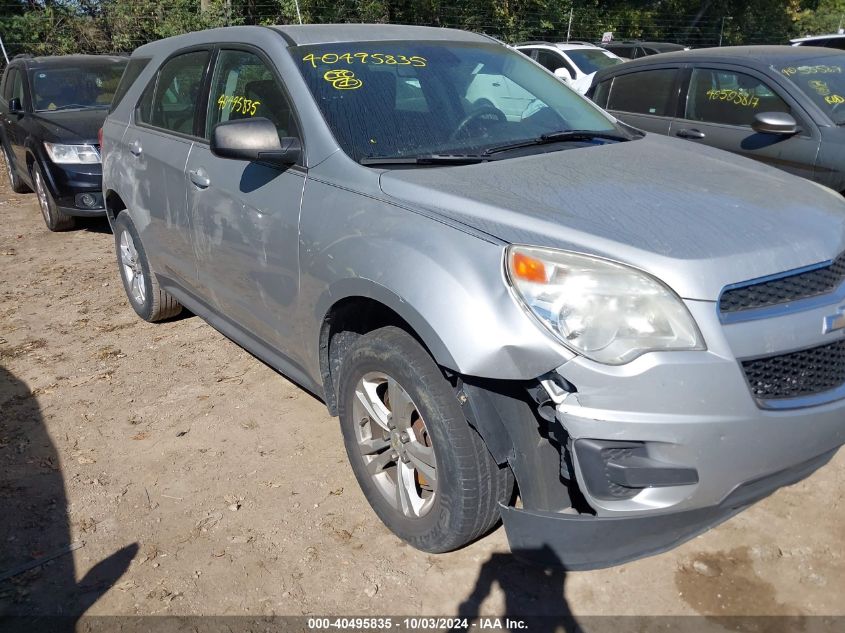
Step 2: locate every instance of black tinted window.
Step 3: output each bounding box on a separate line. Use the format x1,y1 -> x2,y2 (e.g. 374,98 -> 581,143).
2,68 -> 19,102
685,68 -> 789,126
206,50 -> 298,140
111,58 -> 150,113
607,69 -> 677,116
536,50 -> 566,73
138,50 -> 208,135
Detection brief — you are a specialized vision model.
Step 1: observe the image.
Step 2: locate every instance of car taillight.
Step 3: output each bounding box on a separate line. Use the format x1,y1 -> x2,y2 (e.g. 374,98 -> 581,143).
97,127 -> 103,148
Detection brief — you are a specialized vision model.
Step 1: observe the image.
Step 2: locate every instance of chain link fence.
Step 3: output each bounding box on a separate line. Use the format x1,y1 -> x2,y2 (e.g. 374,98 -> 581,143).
0,1 -> 803,72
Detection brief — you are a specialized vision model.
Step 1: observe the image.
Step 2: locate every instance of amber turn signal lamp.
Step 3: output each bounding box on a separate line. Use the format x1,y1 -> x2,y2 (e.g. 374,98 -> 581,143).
512,252 -> 547,283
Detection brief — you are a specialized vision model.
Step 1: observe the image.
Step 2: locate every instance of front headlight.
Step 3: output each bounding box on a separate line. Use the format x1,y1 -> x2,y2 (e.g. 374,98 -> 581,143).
43,143 -> 100,164
506,245 -> 704,365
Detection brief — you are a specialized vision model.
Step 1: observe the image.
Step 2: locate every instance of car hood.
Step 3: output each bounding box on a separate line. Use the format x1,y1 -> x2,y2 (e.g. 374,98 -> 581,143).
31,109 -> 108,144
378,134 -> 845,301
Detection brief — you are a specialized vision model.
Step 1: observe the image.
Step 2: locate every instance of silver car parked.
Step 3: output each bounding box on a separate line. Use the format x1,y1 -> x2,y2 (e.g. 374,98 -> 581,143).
102,24 -> 845,569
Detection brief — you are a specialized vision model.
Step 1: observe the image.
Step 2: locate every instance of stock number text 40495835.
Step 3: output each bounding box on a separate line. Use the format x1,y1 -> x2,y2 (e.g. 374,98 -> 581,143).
302,52 -> 428,68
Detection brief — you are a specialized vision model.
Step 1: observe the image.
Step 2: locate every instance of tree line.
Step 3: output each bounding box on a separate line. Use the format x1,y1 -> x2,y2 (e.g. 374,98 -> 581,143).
1,1 -> 843,58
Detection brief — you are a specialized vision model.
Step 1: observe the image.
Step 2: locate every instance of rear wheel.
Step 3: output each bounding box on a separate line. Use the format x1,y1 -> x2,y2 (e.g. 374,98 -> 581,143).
33,163 -> 75,231
337,326 -> 513,553
113,212 -> 182,322
2,144 -> 30,194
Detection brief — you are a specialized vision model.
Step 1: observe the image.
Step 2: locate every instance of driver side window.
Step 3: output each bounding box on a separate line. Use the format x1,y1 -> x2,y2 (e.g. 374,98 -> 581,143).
685,68 -> 790,127
205,49 -> 299,141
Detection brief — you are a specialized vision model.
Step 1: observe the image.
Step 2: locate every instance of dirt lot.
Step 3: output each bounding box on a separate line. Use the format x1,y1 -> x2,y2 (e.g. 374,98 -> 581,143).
0,170 -> 843,622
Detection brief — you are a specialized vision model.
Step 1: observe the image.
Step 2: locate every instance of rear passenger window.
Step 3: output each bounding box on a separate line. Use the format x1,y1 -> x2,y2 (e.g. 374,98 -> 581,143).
607,69 -> 677,116
3,68 -> 23,104
137,50 -> 209,136
592,79 -> 612,107
685,68 -> 790,127
206,50 -> 299,140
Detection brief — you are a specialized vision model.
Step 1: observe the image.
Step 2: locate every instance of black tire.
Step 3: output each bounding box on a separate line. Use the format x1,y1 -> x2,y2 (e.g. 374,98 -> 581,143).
337,326 -> 513,553
2,144 -> 30,193
32,162 -> 75,231
113,211 -> 182,322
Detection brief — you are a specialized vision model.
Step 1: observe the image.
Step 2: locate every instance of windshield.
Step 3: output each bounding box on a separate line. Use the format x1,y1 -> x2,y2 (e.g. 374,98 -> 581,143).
566,49 -> 623,74
30,61 -> 127,112
293,41 -> 619,162
777,56 -> 845,124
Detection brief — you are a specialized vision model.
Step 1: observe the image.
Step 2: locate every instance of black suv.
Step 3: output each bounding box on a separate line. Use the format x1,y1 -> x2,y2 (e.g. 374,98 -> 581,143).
0,54 -> 127,230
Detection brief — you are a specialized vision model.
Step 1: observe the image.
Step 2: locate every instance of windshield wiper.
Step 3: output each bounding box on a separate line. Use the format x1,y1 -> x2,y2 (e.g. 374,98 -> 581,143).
360,154 -> 488,166
482,129 -> 630,156
36,104 -> 103,112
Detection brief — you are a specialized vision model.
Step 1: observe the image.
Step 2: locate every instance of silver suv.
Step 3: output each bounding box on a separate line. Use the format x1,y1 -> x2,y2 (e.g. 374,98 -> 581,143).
102,24 -> 845,569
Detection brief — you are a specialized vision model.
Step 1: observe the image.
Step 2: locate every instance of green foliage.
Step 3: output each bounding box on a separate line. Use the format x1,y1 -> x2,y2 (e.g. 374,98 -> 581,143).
794,0 -> 845,36
0,0 -> 836,59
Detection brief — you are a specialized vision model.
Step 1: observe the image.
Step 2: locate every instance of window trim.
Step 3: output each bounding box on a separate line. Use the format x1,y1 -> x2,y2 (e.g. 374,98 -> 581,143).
133,45 -> 215,143
202,42 -> 307,166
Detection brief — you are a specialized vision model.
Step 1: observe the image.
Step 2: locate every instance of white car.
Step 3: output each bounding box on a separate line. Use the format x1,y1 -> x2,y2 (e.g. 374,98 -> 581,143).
790,33 -> 845,49
516,41 -> 625,93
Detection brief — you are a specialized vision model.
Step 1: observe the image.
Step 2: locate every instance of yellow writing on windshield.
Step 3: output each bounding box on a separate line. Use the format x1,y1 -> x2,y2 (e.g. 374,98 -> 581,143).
782,65 -> 843,76
809,80 -> 831,96
706,88 -> 759,108
303,53 -> 427,68
324,69 -> 363,90
825,94 -> 845,105
217,94 -> 260,116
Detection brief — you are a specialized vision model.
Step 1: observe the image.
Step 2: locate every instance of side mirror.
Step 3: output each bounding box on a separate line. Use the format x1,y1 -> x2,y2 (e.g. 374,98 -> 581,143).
211,117 -> 301,167
8,97 -> 23,114
554,67 -> 574,82
752,112 -> 798,135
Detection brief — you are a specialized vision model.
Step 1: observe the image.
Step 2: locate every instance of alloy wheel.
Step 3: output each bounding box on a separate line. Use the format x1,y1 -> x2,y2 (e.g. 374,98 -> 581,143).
119,230 -> 146,305
352,371 -> 437,518
33,169 -> 51,225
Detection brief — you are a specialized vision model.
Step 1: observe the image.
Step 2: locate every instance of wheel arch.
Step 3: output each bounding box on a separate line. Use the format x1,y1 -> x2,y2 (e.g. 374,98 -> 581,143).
104,188 -> 127,223
317,279 -> 459,416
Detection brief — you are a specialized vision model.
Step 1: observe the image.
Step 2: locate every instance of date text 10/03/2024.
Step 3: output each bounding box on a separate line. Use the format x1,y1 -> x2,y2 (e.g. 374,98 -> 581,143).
307,618 -> 529,630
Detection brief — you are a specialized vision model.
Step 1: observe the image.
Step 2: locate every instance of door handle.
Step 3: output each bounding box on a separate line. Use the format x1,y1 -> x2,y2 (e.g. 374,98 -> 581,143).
189,168 -> 211,189
128,139 -> 143,156
675,128 -> 706,139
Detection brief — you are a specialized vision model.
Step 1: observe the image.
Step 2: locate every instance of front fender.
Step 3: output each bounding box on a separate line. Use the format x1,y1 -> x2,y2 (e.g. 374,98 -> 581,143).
298,178 -> 575,383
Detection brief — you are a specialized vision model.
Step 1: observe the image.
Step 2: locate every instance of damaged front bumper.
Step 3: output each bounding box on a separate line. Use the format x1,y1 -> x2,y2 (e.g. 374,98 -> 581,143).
465,344 -> 845,570
501,447 -> 836,570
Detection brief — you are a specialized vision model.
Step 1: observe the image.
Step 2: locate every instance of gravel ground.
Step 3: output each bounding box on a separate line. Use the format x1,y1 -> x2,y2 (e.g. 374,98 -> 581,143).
0,169 -> 843,621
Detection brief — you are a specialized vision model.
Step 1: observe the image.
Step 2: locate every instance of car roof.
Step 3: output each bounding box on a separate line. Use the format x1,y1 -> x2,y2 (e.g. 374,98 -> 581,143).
594,44 -> 845,79
12,54 -> 127,70
270,23 -> 492,46
605,41 -> 685,49
515,41 -> 605,51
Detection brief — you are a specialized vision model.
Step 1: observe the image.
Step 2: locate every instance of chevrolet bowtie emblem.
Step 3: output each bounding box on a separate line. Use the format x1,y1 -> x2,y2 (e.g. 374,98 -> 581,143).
823,305 -> 845,334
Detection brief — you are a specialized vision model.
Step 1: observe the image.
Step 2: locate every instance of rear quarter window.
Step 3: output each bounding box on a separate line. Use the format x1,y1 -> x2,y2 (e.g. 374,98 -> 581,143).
607,68 -> 677,116
110,58 -> 150,113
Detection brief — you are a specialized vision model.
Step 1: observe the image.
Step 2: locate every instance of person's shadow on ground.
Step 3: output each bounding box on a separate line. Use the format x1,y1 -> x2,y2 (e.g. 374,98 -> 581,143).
0,365 -> 137,632
456,545 -> 582,633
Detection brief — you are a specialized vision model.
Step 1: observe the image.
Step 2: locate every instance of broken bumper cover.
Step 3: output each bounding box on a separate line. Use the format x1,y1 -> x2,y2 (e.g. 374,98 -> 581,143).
500,446 -> 837,570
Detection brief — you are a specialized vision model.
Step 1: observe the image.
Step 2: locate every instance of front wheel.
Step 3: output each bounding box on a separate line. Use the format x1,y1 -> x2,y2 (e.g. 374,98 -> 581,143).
32,163 -> 74,231
337,326 -> 513,553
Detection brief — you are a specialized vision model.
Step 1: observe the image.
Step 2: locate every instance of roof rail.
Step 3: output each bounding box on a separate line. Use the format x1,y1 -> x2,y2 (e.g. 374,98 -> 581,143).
514,40 -> 556,46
